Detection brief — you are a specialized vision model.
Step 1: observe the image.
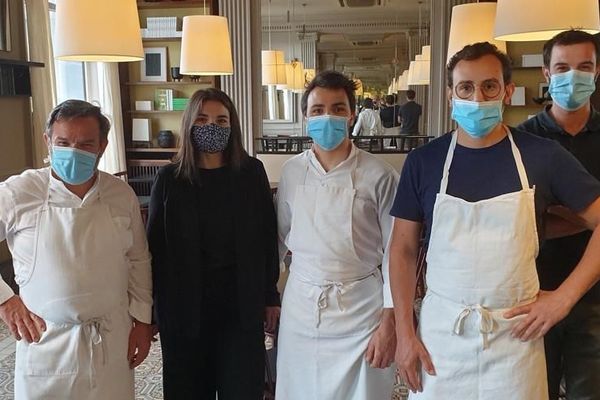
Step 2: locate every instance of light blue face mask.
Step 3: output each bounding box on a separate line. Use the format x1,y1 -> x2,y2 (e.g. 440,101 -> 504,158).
451,98 -> 504,139
548,69 -> 596,111
50,146 -> 98,185
306,115 -> 348,151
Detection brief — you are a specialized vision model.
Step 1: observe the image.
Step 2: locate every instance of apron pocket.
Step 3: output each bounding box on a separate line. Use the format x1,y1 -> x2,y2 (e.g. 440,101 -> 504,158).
26,322 -> 80,376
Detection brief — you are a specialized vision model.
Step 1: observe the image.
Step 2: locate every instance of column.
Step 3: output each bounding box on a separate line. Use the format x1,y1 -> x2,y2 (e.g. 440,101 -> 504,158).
218,0 -> 262,153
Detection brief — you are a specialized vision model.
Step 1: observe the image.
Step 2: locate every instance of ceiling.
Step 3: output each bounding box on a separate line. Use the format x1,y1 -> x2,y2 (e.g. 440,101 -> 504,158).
261,0 -> 431,91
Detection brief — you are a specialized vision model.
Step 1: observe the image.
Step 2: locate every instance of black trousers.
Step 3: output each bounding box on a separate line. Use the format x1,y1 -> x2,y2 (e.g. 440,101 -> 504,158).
160,270 -> 265,400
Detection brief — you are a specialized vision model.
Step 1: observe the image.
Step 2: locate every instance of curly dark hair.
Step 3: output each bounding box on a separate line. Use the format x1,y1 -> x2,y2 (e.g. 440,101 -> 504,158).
447,42 -> 512,88
301,70 -> 358,115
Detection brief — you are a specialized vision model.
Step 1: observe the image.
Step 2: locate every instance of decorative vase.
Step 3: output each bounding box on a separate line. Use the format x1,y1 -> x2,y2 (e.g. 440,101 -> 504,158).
170,67 -> 183,82
157,130 -> 175,148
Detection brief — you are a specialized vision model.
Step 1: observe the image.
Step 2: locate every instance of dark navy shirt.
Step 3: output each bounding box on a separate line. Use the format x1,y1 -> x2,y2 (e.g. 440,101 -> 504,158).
390,128 -> 600,255
380,105 -> 402,128
519,107 -> 600,301
399,101 -> 422,134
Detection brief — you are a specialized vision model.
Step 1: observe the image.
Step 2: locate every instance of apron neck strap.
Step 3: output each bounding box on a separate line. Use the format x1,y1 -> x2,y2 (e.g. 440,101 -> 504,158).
439,127 -> 530,195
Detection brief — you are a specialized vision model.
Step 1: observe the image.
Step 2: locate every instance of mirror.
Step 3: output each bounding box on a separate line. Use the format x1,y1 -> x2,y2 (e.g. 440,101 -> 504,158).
0,0 -> 10,52
262,85 -> 297,122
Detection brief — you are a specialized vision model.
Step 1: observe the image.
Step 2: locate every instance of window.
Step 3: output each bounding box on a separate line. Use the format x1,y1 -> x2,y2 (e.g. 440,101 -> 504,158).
48,1 -> 86,103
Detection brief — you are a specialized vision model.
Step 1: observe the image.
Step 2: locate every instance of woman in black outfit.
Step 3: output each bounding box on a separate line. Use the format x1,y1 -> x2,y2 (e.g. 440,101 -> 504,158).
147,88 -> 281,400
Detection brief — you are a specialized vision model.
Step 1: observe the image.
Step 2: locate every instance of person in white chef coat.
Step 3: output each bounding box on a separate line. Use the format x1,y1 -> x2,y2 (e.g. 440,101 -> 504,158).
0,100 -> 153,399
389,42 -> 600,400
276,70 -> 398,400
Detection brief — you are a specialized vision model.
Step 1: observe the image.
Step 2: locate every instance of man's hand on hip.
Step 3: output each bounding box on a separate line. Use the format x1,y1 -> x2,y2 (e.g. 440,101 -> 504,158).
0,295 -> 46,342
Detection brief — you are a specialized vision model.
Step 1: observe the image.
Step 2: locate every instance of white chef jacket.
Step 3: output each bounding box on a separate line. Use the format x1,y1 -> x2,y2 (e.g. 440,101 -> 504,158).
277,145 -> 398,306
352,108 -> 383,136
0,167 -> 153,323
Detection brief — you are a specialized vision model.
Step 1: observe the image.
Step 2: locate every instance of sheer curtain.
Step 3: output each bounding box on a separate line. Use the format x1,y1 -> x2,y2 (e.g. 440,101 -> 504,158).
85,62 -> 127,174
24,0 -> 56,168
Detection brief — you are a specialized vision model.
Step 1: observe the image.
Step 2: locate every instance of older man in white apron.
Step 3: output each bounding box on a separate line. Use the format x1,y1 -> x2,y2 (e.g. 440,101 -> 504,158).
276,71 -> 398,400
389,42 -> 600,399
0,100 -> 153,399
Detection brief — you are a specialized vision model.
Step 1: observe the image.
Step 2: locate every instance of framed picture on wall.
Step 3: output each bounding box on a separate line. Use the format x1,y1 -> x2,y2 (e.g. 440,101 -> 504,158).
141,47 -> 167,82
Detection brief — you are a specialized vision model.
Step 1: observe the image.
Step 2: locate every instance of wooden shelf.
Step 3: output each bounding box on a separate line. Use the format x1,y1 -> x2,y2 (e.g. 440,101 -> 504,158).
137,1 -> 207,9
128,110 -> 184,114
126,81 -> 210,86
127,147 -> 179,152
0,59 -> 44,67
142,37 -> 182,42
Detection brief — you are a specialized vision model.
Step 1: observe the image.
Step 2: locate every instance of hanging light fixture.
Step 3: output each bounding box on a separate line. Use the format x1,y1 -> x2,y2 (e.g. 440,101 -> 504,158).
398,70 -> 409,91
304,68 -> 316,84
413,45 -> 430,85
286,59 -> 305,92
54,0 -> 143,62
354,78 -> 364,96
262,0 -> 287,85
495,0 -> 600,42
448,2 -> 506,62
180,1 -> 233,75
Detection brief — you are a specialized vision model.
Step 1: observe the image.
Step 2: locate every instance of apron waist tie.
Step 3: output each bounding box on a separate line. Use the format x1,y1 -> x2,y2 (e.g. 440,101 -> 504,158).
82,318 -> 108,389
316,282 -> 345,327
452,304 -> 495,350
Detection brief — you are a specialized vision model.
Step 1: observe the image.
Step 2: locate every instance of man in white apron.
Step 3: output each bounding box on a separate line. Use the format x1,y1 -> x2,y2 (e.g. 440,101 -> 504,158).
388,42 -> 600,399
0,100 -> 153,399
276,70 -> 398,400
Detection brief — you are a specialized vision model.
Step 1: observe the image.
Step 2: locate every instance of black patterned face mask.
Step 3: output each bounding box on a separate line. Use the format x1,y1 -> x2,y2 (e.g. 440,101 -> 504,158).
191,124 -> 231,153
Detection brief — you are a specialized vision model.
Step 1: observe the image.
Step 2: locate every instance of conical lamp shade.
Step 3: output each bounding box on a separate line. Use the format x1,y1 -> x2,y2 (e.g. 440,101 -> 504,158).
286,60 -> 305,92
354,78 -> 364,96
180,16 -> 234,75
495,0 -> 600,41
54,0 -> 143,62
262,50 -> 287,85
448,3 -> 506,62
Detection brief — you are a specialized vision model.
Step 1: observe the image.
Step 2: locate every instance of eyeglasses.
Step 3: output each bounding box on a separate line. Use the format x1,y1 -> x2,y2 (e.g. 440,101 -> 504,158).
454,79 -> 502,100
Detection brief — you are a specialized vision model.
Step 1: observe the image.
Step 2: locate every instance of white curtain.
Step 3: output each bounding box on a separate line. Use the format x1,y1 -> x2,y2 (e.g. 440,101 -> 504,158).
84,62 -> 127,174
24,0 -> 57,168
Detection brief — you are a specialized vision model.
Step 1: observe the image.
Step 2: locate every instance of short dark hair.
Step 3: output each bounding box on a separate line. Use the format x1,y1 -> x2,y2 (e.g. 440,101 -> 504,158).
406,89 -> 416,100
543,29 -> 600,67
447,42 -> 512,88
301,70 -> 358,115
363,98 -> 374,109
385,95 -> 395,105
45,99 -> 111,139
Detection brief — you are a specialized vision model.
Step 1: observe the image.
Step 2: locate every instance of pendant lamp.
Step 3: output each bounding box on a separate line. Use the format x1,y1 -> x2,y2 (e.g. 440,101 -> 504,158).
262,0 -> 287,85
54,0 -> 143,62
413,45 -> 430,85
495,0 -> 600,42
180,14 -> 233,75
285,59 -> 305,93
447,2 -> 506,62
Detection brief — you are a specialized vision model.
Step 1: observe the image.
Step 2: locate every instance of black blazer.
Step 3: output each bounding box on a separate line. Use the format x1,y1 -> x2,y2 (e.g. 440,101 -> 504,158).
147,157 -> 280,333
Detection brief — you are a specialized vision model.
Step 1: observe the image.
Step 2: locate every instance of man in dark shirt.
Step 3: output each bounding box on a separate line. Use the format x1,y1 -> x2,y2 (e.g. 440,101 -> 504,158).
380,95 -> 402,131
398,89 -> 422,134
518,29 -> 600,400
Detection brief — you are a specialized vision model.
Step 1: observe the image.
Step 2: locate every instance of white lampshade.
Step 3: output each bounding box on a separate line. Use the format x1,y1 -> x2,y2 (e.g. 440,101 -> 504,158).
414,45 -> 431,85
54,0 -> 143,62
495,0 -> 600,41
286,60 -> 305,92
180,16 -> 234,75
262,50 -> 287,85
407,61 -> 417,86
447,3 -> 506,62
398,70 -> 409,91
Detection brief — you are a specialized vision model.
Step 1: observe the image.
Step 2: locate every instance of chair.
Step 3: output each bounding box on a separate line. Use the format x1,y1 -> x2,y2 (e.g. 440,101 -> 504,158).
126,159 -> 171,197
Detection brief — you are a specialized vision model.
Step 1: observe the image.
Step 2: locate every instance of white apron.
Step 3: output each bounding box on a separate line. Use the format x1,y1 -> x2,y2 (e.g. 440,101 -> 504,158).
276,153 -> 395,400
411,130 -> 548,399
14,173 -> 134,400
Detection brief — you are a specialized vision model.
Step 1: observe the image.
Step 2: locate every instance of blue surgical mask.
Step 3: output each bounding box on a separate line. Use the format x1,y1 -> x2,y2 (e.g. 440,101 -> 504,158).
306,115 -> 348,151
50,146 -> 98,185
451,98 -> 504,139
548,69 -> 596,111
